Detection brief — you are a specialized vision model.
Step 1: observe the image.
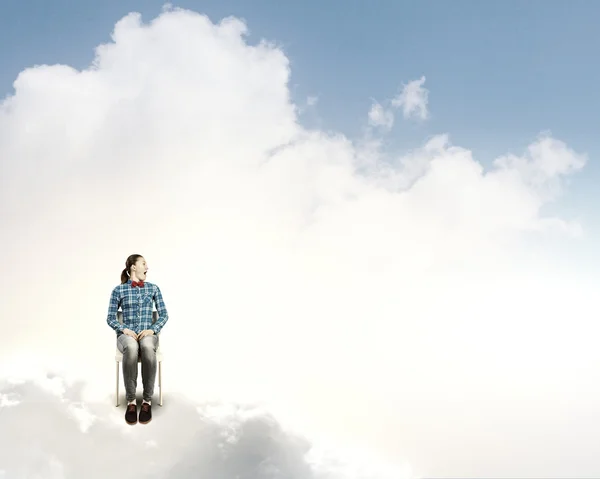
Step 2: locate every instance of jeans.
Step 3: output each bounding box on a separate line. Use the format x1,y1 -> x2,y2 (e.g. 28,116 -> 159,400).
117,334 -> 159,402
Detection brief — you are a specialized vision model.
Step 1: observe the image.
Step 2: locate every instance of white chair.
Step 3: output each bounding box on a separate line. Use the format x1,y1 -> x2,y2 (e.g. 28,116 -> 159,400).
115,310 -> 163,407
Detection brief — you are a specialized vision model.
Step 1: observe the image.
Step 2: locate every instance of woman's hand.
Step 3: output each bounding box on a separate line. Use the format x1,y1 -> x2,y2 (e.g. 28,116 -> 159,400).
138,330 -> 155,339
122,328 -> 138,339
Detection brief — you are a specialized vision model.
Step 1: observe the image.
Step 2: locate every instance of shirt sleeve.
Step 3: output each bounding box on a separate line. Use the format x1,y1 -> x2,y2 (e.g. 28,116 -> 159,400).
106,287 -> 123,333
151,285 -> 169,334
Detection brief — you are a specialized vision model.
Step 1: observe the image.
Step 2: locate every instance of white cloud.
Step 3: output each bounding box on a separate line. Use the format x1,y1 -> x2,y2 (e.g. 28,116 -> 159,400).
392,76 -> 429,120
0,7 -> 596,478
0,377 -> 410,479
494,134 -> 587,197
367,101 -> 394,130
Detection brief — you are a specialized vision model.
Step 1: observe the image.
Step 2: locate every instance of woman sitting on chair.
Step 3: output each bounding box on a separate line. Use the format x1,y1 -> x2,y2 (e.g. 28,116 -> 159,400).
106,254 -> 169,425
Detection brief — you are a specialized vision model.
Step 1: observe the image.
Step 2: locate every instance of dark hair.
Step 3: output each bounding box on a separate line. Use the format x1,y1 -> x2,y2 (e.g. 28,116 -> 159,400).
121,254 -> 143,284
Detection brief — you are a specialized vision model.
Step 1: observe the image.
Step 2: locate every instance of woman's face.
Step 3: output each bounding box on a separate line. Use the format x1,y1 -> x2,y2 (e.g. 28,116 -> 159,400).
133,257 -> 148,281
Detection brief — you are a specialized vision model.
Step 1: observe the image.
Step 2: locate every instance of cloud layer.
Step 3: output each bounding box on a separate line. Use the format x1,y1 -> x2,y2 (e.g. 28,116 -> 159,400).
0,7 -> 597,477
0,376 -> 412,479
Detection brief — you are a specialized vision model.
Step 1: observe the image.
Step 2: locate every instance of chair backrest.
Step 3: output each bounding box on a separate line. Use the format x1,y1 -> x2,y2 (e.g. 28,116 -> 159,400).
116,311 -> 158,325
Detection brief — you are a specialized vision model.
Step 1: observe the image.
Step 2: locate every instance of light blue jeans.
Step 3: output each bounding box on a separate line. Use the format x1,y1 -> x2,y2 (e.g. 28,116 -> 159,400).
117,334 -> 159,402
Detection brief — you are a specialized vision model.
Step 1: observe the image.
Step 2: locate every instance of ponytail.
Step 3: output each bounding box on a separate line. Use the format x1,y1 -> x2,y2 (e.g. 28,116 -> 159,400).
120,267 -> 129,284
121,254 -> 142,284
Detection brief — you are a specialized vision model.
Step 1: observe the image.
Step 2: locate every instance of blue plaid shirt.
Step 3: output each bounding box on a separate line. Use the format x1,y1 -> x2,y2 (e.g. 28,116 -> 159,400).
106,280 -> 169,336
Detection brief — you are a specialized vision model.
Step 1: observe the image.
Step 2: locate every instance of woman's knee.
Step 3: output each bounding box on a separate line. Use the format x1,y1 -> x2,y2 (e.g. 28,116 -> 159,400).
139,336 -> 157,354
120,336 -> 139,355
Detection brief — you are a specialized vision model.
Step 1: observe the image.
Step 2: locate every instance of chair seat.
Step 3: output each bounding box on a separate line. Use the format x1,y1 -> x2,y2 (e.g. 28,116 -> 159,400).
115,348 -> 163,362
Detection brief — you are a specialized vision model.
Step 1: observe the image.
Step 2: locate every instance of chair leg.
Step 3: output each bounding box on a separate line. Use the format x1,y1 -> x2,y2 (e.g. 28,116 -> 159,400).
159,361 -> 163,406
115,360 -> 119,407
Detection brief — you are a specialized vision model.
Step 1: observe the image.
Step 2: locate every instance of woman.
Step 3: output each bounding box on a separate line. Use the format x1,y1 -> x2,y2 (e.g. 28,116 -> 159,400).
106,254 -> 169,425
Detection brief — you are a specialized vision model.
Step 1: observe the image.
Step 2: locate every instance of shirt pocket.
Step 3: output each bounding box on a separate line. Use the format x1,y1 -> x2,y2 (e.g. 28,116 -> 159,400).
142,293 -> 153,306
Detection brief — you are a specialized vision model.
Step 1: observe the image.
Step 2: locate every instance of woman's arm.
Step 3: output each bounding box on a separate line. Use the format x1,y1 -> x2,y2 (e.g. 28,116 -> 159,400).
106,287 -> 124,333
151,285 -> 169,334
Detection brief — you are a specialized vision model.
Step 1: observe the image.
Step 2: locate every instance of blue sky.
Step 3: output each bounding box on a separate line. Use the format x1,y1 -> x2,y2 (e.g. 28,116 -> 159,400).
1,0 -> 598,221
